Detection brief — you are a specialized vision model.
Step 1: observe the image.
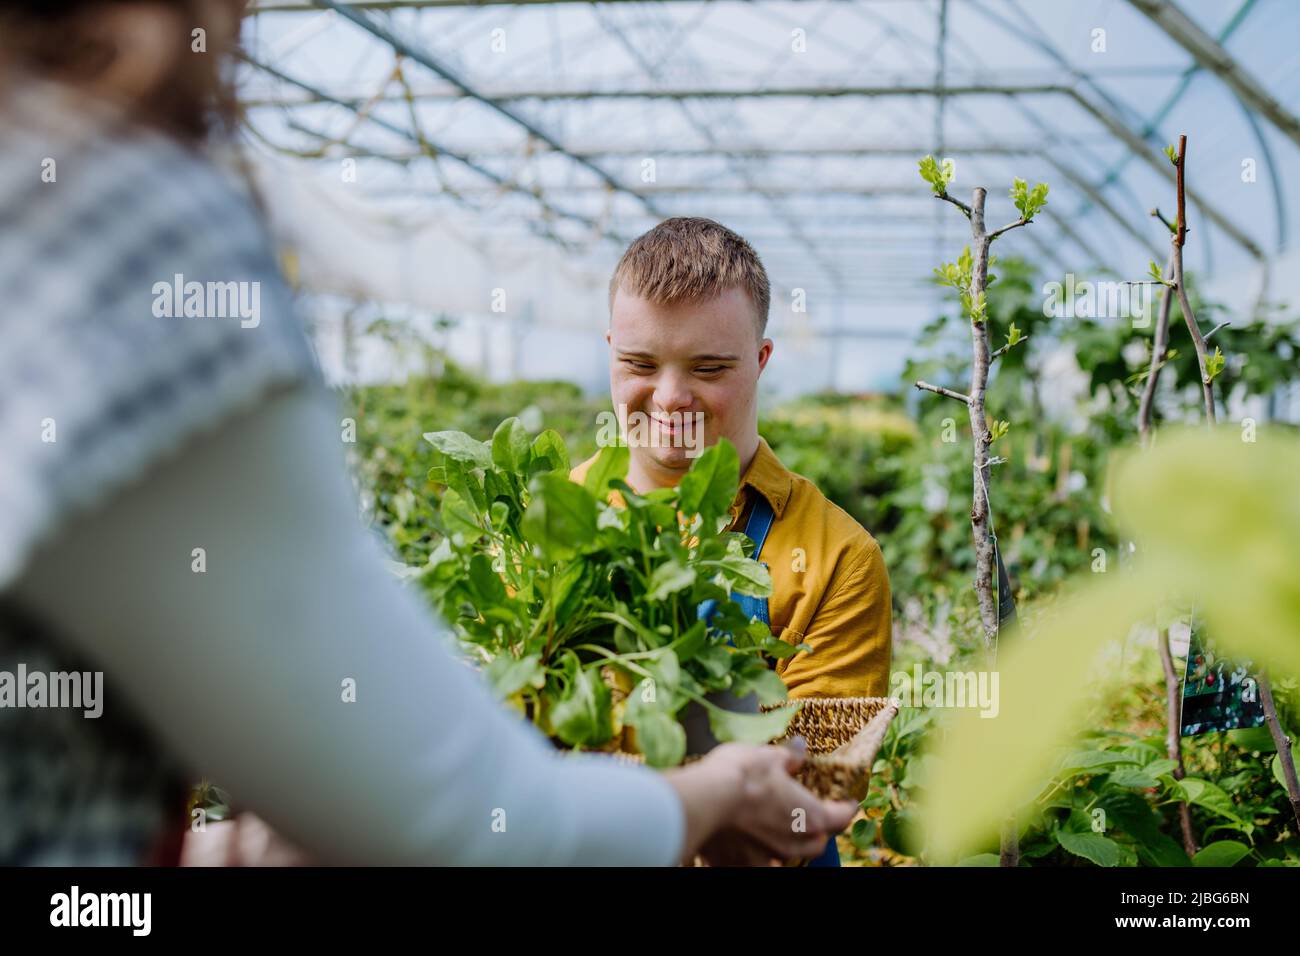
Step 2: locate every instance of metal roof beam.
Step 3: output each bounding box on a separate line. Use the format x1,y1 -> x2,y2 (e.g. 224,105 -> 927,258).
1062,86 -> 1265,259
241,66 -> 1267,255
245,81 -> 1070,106
311,0 -> 664,218
252,0 -> 963,9
238,54 -> 621,245
304,143 -> 1059,161
361,183 -> 950,195
589,5 -> 844,291
1038,154 -> 1163,261
1127,0 -> 1300,150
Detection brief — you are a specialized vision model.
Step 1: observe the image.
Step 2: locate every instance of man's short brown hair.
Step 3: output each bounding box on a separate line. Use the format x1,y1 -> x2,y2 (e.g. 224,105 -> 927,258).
609,217 -> 771,336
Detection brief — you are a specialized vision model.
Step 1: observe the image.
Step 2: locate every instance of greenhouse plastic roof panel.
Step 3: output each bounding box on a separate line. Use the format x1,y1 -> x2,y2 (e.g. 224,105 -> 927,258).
238,0 -> 1300,389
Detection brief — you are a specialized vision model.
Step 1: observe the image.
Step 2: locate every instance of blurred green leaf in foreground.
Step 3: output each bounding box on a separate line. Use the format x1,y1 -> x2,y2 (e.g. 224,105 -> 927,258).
920,427 -> 1300,860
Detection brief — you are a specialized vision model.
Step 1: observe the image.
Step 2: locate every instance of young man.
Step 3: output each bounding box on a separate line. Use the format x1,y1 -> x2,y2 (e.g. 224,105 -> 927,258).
571,217 -> 892,701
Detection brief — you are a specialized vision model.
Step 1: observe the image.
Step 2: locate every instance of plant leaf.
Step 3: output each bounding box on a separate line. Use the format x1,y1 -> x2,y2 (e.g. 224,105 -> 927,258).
678,439 -> 740,520
491,417 -> 531,472
423,430 -> 492,468
1057,831 -> 1120,867
550,663 -> 613,748
486,653 -> 544,699
521,473 -> 598,560
648,561 -> 696,601
440,488 -> 482,540
1192,841 -> 1251,868
583,444 -> 629,497
529,429 -> 570,474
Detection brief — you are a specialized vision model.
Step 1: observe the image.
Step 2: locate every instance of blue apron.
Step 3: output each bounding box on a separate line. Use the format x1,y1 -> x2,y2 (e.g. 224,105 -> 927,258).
699,494 -> 841,868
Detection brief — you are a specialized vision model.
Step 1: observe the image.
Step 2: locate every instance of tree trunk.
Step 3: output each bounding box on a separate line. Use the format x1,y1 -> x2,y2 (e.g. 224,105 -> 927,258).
1155,624 -> 1198,857
965,188 -> 998,649
1137,252 -> 1176,448
1259,672 -> 1300,832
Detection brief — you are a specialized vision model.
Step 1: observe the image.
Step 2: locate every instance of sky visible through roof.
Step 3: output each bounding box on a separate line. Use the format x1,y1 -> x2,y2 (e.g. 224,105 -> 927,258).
237,0 -> 1300,396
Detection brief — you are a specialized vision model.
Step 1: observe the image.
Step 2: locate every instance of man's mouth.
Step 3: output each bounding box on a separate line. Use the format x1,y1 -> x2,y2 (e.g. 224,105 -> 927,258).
620,408 -> 706,457
649,413 -> 701,433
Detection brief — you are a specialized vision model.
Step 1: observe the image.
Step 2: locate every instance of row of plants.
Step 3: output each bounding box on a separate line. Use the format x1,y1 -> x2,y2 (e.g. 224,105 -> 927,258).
849,635 -> 1299,867
860,149 -> 1300,866
338,249 -> 1300,863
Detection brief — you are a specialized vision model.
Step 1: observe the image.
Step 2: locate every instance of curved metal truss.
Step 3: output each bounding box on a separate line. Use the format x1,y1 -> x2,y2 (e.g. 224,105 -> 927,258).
239,0 -> 1300,353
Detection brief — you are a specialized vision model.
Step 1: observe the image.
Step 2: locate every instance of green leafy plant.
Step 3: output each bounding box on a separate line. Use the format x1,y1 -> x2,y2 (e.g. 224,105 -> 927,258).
918,155 -> 956,196
1204,346 -> 1225,383
844,630 -> 1298,868
918,427 -> 1300,861
1010,177 -> 1049,221
417,420 -> 801,767
1147,259 -> 1170,287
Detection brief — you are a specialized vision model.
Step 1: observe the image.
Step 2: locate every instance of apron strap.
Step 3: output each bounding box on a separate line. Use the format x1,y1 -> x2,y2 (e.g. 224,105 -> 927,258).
733,493 -> 775,626
741,493 -> 776,558
714,493 -> 840,866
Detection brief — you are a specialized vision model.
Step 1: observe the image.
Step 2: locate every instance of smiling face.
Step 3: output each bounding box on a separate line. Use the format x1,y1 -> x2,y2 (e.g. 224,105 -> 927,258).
608,284 -> 773,491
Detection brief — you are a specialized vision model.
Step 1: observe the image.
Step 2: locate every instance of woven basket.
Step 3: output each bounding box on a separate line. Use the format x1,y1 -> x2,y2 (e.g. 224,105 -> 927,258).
590,695 -> 897,867
761,696 -> 900,801
763,696 -> 896,754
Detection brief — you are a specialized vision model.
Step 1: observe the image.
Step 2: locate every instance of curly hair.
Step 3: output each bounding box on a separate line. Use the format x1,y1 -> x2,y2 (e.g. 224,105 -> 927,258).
0,0 -> 241,143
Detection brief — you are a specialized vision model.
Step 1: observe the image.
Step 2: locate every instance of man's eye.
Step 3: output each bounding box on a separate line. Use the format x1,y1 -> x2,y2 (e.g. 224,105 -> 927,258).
695,366 -> 725,375
624,360 -> 654,371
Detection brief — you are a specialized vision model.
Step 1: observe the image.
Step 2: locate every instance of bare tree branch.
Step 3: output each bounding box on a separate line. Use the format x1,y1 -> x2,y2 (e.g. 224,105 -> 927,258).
1150,206 -> 1179,236
1260,672 -> 1300,832
1138,164 -> 1198,856
991,334 -> 1031,362
927,176 -> 1024,869
988,217 -> 1030,241
914,380 -> 972,404
1172,251 -> 1217,423
1168,137 -> 1216,423
1155,624 -> 1199,858
936,191 -> 972,217
1137,251 -> 1176,448
1204,320 -> 1231,342
1174,135 -> 1188,248
963,187 -> 999,655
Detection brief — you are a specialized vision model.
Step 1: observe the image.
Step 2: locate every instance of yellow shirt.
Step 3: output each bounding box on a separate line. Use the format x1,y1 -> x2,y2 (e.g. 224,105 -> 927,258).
569,438 -> 892,699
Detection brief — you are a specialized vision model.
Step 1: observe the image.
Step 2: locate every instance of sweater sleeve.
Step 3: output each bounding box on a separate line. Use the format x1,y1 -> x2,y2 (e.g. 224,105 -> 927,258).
12,382 -> 685,866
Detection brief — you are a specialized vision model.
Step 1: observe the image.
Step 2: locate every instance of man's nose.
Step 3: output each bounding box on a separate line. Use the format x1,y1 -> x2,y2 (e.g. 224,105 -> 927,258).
652,371 -> 693,412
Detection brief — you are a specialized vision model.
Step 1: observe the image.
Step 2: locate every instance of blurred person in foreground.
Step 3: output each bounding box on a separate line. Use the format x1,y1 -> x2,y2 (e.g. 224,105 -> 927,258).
0,0 -> 854,866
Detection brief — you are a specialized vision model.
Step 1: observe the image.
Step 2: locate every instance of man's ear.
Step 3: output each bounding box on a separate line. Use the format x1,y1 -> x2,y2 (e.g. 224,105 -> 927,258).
757,338 -> 774,372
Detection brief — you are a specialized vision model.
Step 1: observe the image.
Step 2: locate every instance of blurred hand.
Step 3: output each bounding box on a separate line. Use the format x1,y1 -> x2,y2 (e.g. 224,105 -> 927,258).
664,742 -> 857,866
181,812 -> 313,867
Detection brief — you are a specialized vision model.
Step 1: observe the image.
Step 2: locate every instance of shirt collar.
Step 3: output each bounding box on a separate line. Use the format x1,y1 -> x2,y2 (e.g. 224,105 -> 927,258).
733,437 -> 793,520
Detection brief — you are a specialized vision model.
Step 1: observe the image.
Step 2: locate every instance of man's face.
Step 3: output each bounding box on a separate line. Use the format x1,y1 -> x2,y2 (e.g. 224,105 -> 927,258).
607,285 -> 773,483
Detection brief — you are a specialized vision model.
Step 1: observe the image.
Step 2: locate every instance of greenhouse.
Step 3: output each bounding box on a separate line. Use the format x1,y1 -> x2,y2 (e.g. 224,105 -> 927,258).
1,0 -> 1299,897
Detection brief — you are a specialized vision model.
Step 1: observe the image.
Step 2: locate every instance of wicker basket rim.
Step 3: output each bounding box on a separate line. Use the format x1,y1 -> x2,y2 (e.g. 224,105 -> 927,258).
761,695 -> 898,711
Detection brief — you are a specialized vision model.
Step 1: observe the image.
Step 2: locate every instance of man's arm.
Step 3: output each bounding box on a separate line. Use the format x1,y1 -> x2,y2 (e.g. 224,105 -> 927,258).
778,538 -> 893,699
